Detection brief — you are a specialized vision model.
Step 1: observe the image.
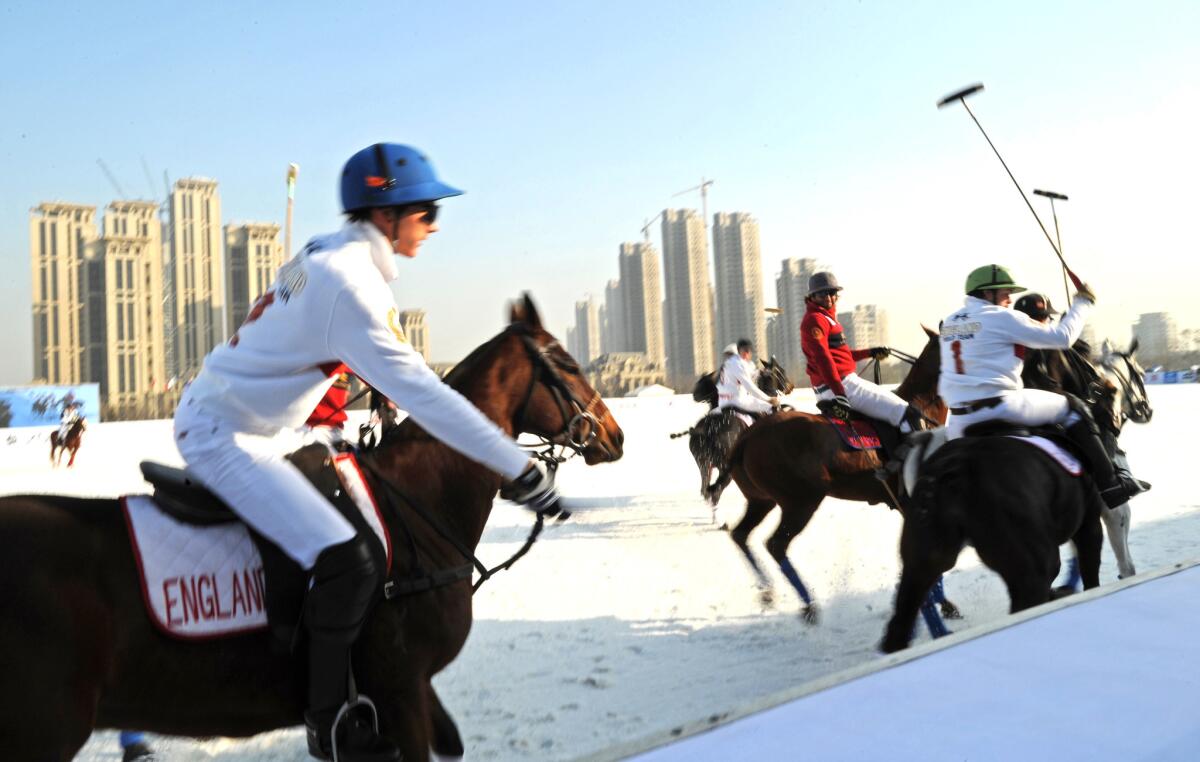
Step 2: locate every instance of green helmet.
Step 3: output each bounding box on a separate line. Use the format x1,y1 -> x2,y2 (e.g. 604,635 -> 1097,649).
964,264 -> 1023,295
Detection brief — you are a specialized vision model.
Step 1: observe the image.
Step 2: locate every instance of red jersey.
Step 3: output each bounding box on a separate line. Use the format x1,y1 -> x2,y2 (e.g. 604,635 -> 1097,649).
800,302 -> 871,397
305,367 -> 352,428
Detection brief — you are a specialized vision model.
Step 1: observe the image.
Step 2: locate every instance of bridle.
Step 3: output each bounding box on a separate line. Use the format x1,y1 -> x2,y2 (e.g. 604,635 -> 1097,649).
1103,351 -> 1153,426
512,329 -> 605,465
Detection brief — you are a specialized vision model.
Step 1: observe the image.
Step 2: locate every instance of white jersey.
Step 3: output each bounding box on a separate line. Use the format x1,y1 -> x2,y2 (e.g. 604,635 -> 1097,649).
183,220 -> 529,481
716,354 -> 774,414
938,295 -> 1092,407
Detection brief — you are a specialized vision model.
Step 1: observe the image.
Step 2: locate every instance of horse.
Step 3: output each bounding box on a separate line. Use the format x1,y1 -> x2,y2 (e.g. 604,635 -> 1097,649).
0,294 -> 624,762
49,417 -> 86,467
724,328 -> 950,625
880,427 -> 1105,653
671,357 -> 795,511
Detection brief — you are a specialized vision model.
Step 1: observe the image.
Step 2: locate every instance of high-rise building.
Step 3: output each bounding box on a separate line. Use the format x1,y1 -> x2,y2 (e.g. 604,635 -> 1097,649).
225,222 -> 284,333
169,178 -> 224,382
603,279 -> 625,354
618,242 -> 664,366
839,304 -> 888,351
94,201 -> 167,411
712,212 -> 764,356
1133,312 -> 1177,362
774,258 -> 822,382
661,209 -> 713,387
398,309 -> 430,361
573,297 -> 601,365
29,202 -> 98,384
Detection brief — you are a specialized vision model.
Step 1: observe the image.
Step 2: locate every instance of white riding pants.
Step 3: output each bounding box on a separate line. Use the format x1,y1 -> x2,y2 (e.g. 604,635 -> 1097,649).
817,373 -> 908,426
946,388 -> 1070,440
174,398 -> 356,570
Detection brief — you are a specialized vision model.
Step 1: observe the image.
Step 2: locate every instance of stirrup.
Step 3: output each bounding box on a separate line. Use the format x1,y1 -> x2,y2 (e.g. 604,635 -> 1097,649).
307,694 -> 382,762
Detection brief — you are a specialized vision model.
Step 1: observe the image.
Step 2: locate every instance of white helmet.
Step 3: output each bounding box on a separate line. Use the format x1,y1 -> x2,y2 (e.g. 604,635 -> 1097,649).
723,343 -> 738,355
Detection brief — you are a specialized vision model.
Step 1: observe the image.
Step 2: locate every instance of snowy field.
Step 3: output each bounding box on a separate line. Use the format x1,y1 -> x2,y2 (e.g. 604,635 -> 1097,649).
1,385 -> 1195,761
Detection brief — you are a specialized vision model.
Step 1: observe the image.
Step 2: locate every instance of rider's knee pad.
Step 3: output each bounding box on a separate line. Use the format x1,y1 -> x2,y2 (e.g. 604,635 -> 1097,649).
305,535 -> 380,644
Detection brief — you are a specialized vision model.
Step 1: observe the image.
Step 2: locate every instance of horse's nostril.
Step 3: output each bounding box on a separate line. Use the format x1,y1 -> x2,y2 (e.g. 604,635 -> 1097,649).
616,430 -> 625,447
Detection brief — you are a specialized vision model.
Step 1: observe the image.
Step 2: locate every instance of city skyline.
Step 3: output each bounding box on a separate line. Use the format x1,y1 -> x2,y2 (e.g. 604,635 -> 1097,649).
4,2 -> 1199,385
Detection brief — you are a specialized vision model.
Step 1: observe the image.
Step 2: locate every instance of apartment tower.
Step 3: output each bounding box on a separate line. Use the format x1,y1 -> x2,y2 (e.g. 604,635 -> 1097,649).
170,178 -> 224,381
660,209 -> 713,387
225,222 -> 284,331
712,212 -> 765,357
29,203 -> 98,384
618,242 -> 665,366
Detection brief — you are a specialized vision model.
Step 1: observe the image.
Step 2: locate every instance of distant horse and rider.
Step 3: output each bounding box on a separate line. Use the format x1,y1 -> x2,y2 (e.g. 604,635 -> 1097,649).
50,408 -> 87,468
673,341 -> 795,511
0,296 -> 624,761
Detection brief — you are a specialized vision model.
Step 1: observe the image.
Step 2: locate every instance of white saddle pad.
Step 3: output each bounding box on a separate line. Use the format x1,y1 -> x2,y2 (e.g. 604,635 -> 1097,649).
123,452 -> 390,640
1008,435 -> 1082,476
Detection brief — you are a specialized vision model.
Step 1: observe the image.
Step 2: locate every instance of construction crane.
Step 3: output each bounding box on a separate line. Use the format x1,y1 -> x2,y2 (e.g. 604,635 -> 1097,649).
640,210 -> 665,242
671,177 -> 714,228
96,159 -> 129,199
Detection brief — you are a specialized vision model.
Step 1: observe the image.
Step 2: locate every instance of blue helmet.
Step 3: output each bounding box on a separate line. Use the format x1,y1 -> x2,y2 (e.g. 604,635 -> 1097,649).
340,143 -> 463,213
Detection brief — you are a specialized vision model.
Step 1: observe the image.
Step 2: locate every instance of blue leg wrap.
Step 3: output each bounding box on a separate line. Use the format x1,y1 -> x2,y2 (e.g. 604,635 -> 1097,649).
931,575 -> 946,603
920,589 -> 950,639
1059,556 -> 1082,591
778,558 -> 813,605
120,731 -> 147,747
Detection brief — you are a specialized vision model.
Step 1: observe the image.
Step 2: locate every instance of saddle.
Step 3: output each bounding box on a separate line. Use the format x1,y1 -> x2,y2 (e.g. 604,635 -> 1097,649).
137,445 -> 390,645
815,400 -> 888,452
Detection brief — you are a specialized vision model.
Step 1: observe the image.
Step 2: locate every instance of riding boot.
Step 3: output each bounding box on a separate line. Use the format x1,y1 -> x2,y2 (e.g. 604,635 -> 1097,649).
1063,402 -> 1139,509
1104,431 -> 1152,495
303,536 -> 400,762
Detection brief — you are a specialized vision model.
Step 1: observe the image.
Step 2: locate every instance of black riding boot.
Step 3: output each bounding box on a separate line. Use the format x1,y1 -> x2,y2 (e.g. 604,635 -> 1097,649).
1063,401 -> 1139,509
303,537 -> 400,762
1103,430 -> 1152,495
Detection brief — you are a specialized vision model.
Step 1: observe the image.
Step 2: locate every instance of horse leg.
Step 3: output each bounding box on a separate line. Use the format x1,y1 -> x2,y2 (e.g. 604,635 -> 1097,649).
729,498 -> 776,606
764,498 -> 823,624
377,678 -> 432,762
68,445 -> 78,467
1074,508 -> 1104,591
1102,502 -> 1136,578
426,682 -> 464,760
930,576 -> 963,620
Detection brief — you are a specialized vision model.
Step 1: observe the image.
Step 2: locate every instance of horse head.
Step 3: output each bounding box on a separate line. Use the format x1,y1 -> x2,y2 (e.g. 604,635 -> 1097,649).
1101,339 -> 1153,426
894,326 -> 948,425
758,356 -> 795,396
503,294 -> 624,465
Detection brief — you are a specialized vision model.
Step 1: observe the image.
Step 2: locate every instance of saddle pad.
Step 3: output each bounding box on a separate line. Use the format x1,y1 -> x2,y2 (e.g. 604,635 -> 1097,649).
824,416 -> 882,450
123,452 -> 390,640
1008,435 -> 1082,476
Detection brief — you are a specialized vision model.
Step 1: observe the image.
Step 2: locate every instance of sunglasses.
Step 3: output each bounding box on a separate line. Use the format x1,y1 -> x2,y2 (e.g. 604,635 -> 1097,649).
412,202 -> 439,224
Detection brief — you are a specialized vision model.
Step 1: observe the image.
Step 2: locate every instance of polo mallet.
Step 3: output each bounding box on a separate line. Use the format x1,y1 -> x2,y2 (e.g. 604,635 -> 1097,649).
1033,188 -> 1071,306
937,84 -> 1084,290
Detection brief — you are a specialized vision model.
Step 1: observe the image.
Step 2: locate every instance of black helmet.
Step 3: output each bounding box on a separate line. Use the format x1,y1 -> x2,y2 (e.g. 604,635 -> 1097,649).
807,271 -> 842,297
736,338 -> 754,353
1014,292 -> 1059,322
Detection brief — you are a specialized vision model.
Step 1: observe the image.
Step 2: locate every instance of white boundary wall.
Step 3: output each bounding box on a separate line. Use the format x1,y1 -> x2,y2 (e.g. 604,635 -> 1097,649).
583,558 -> 1200,762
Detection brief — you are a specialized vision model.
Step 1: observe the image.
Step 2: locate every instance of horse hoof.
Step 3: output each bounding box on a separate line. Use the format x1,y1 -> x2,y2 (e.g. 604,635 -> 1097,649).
801,604 -> 819,625
879,637 -> 906,654
1050,585 -> 1076,600
939,600 -> 963,620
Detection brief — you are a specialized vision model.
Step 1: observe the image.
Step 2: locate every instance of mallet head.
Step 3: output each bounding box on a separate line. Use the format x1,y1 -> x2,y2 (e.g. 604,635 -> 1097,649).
1032,189 -> 1068,201
937,83 -> 984,109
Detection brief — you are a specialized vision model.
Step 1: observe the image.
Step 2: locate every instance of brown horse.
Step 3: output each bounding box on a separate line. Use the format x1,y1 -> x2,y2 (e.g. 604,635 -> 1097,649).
725,328 -> 948,623
49,417 -> 86,467
0,295 -> 623,761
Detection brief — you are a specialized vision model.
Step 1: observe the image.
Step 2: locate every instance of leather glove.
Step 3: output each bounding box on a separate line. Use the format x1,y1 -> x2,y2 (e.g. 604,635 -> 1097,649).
869,347 -> 890,360
829,395 -> 852,421
508,461 -> 562,515
1075,282 -> 1096,304
769,396 -> 780,409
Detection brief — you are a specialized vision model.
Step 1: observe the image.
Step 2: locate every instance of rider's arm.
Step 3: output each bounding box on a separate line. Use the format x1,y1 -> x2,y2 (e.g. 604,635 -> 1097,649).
800,314 -> 847,397
850,347 -> 873,362
735,359 -> 774,403
999,297 -> 1092,350
328,283 -> 530,481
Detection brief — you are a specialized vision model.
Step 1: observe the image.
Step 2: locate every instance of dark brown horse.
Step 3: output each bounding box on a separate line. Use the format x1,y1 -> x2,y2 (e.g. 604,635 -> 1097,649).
0,295 -> 623,761
725,328 -> 948,623
49,417 -> 86,467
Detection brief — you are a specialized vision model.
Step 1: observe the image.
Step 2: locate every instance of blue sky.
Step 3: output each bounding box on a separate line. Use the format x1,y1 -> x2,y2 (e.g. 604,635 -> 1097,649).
3,1 -> 1198,383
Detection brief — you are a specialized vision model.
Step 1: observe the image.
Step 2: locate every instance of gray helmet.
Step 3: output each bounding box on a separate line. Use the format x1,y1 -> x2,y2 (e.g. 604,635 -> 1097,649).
807,271 -> 842,297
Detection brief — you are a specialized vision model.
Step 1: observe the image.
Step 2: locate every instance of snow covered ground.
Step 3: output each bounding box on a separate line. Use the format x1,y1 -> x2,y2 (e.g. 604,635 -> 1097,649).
1,385 -> 1194,761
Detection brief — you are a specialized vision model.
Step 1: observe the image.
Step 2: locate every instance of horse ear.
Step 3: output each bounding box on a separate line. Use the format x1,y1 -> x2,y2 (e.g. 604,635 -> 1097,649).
1128,337 -> 1139,356
521,293 -> 543,330
760,358 -> 769,368
509,299 -> 526,325
921,324 -> 938,339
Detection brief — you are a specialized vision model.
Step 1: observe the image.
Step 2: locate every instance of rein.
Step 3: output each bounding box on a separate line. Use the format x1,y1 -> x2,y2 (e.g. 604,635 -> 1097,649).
356,325 -> 594,597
